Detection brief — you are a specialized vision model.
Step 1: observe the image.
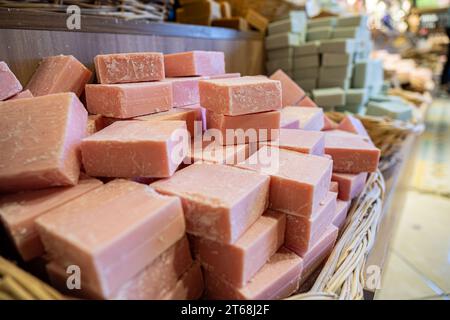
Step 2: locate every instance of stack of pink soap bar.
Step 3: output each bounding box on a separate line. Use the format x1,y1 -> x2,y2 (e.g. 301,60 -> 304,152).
281,107 -> 324,131
204,247 -> 303,300
152,163 -> 270,243
94,52 -> 164,84
164,51 -> 225,77
0,61 -> 23,100
191,210 -> 285,287
0,177 -> 103,261
36,179 -> 186,298
26,55 -> 92,97
269,69 -> 305,107
81,120 -> 188,178
163,77 -> 204,107
264,129 -> 325,155
207,73 -> 241,80
332,172 -> 367,201
0,93 -> 87,193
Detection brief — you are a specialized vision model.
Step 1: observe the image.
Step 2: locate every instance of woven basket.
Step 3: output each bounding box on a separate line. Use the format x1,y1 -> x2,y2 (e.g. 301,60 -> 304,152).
325,112 -> 423,173
0,0 -> 167,21
0,257 -> 63,300
289,169 -> 385,300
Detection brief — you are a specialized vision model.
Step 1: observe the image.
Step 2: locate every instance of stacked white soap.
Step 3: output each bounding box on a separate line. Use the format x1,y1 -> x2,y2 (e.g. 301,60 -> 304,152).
265,11 -> 307,77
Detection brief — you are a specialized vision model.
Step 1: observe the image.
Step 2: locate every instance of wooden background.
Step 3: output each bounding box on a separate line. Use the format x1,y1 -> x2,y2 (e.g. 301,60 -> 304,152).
0,8 -> 265,86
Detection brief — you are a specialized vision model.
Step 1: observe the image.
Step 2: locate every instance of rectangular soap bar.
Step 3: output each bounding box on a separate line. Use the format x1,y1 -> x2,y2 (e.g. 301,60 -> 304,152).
329,181 -> 339,193
298,95 -> 318,107
324,133 -> 380,173
312,88 -> 346,107
301,226 -> 338,280
0,177 -> 102,261
293,66 -> 319,80
204,247 -> 303,300
333,199 -> 350,229
94,52 -> 164,84
320,39 -> 355,54
0,61 -> 22,100
280,107 -> 324,131
9,90 -> 33,100
162,76 -> 202,107
151,163 -> 270,243
0,93 -> 87,193
185,140 -> 250,165
281,118 -> 300,129
306,27 -> 332,41
134,106 -> 203,138
164,51 -> 225,77
81,120 -> 188,178
338,115 -> 369,137
268,17 -> 306,35
36,179 -> 186,298
86,114 -> 104,136
337,15 -> 368,27
308,17 -> 336,28
212,17 -> 249,31
269,69 -> 305,107
322,53 -> 353,67
267,47 -> 294,60
319,65 -> 353,80
332,172 -> 367,201
294,42 -> 320,56
266,59 -> 293,76
285,192 -> 337,257
294,55 -> 320,68
199,76 -> 282,116
237,146 -> 332,217
264,129 -> 325,155
85,82 -> 172,118
265,33 -> 301,50
245,8 -> 269,32
345,88 -> 369,105
26,55 -> 92,97
191,210 -> 285,287
366,101 -> 413,121
47,236 -> 193,300
318,78 -> 350,90
161,261 -> 204,300
206,110 -> 280,145
295,79 -> 317,92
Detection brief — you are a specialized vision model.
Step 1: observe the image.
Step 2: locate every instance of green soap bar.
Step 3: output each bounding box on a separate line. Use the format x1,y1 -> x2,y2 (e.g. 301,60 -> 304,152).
332,27 -> 359,39
294,54 -> 320,68
318,78 -> 350,89
312,87 -> 346,107
307,27 -> 332,41
322,53 -> 353,66
267,47 -> 294,60
336,15 -> 368,27
293,66 -> 319,79
352,60 -> 370,88
277,10 -> 307,22
268,17 -> 306,35
320,39 -> 355,53
266,58 -> 293,74
319,65 -> 353,80
366,101 -> 413,121
265,32 -> 301,50
295,78 -> 317,92
346,88 -> 368,104
369,94 -> 404,103
307,17 -> 336,28
368,83 -> 383,97
335,104 -> 367,115
294,41 -> 320,56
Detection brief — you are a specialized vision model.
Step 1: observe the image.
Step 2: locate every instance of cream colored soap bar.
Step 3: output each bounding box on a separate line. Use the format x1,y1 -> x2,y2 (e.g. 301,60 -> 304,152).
26,55 -> 92,97
94,52 -> 164,84
0,93 -> 87,193
36,179 -> 185,298
152,163 -> 270,243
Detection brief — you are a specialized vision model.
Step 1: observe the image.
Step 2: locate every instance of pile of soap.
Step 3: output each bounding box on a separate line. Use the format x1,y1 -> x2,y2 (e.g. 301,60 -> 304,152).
0,50 -> 380,300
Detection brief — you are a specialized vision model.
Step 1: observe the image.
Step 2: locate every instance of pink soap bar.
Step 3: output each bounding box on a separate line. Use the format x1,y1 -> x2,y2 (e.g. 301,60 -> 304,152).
94,52 -> 164,84
0,93 -> 87,193
332,172 -> 367,201
265,129 -> 325,155
26,55 -> 92,97
281,118 -> 300,129
163,77 -> 203,107
36,179 -> 185,297
0,177 -> 102,261
207,73 -> 241,79
281,107 -> 324,131
338,115 -> 369,137
204,247 -> 303,300
206,110 -> 280,145
329,181 -> 339,193
324,134 -> 380,173
285,192 -> 337,257
151,163 -> 270,243
86,114 -> 104,136
81,120 -> 188,178
9,90 -> 33,100
161,261 -> 204,300
191,210 -> 285,287
199,76 -> 282,116
185,140 -> 250,165
323,115 -> 338,130
270,69 -> 305,107
301,225 -> 338,281
333,199 -> 350,229
164,51 -> 225,77
297,96 -> 318,107
85,82 -> 172,118
134,106 -> 203,137
237,146 -> 332,217
0,61 -> 22,100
